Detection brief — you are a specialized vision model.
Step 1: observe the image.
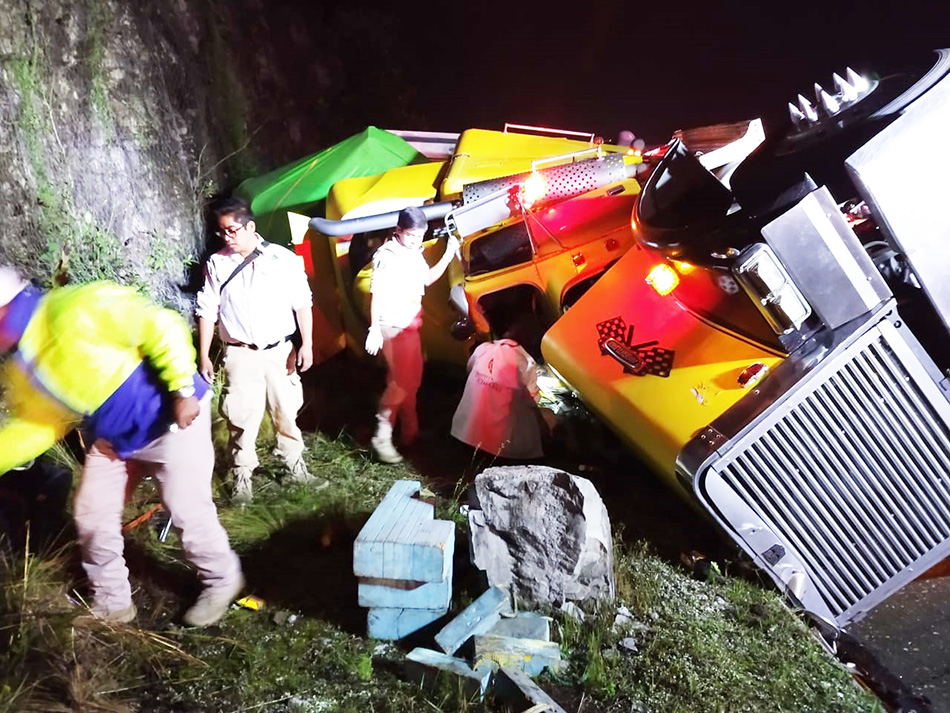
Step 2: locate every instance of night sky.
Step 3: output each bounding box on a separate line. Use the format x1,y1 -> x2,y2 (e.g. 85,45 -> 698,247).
374,0 -> 949,144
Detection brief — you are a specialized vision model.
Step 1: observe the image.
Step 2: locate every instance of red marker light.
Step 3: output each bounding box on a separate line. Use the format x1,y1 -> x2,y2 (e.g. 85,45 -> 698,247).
646,264 -> 679,296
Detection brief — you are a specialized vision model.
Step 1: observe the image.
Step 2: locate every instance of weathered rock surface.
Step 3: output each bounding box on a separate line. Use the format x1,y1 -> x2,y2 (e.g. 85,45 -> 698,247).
468,465 -> 615,606
0,0 -> 418,308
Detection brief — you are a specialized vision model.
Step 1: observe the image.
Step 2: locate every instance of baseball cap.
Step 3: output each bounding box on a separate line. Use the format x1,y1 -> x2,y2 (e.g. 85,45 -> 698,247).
396,206 -> 427,231
0,266 -> 27,308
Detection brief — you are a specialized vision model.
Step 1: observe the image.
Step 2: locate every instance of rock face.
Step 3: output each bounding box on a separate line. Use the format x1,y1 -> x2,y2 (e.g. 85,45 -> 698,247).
468,465 -> 615,606
0,0 -> 419,308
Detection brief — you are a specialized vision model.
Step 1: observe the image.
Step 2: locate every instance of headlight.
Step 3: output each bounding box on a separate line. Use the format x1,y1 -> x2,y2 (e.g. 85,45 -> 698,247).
734,244 -> 812,333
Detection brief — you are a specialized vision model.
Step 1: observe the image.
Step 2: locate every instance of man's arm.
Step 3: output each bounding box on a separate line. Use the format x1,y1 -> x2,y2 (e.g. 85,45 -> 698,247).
198,315 -> 216,383
425,235 -> 460,286
365,292 -> 383,356
195,259 -> 222,384
0,371 -> 75,475
293,306 -> 313,373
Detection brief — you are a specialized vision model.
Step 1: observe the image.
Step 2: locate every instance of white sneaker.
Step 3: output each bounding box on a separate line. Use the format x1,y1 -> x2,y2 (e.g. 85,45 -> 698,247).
74,602 -> 137,626
231,467 -> 253,505
286,459 -> 317,484
182,573 -> 246,627
371,436 -> 403,464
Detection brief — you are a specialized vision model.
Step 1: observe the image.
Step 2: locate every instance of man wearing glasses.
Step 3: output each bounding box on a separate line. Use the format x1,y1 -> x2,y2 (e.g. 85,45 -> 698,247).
197,197 -> 316,503
364,206 -> 459,463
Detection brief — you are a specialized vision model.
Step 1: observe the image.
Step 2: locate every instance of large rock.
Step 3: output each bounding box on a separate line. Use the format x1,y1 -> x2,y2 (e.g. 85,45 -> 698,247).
468,465 -> 614,606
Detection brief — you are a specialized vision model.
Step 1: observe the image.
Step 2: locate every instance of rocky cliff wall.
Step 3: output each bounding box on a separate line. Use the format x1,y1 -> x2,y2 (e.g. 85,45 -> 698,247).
0,0 -> 418,309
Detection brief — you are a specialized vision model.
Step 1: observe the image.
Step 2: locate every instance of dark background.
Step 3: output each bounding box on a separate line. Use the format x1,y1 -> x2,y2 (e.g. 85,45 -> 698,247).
305,0 -> 949,145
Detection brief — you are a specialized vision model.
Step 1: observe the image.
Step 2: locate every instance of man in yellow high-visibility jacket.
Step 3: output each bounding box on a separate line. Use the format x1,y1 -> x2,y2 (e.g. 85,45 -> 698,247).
0,266 -> 243,626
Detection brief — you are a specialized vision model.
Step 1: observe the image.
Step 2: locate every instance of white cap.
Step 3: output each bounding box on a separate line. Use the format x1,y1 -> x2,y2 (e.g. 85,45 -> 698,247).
0,266 -> 28,308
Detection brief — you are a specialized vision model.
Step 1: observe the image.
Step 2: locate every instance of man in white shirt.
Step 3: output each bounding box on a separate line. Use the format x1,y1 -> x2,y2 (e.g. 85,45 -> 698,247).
196,197 -> 316,503
364,207 -> 459,463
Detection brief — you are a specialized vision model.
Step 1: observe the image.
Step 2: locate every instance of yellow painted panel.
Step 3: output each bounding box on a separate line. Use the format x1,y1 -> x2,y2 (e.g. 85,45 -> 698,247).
326,162 -> 445,220
442,128 -> 628,199
542,246 -> 785,496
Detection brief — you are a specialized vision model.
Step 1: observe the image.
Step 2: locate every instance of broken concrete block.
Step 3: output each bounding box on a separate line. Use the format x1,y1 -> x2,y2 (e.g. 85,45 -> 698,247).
487,612 -> 551,641
469,466 -> 614,606
367,607 -> 445,640
358,572 -> 453,611
474,634 -> 562,676
435,586 -> 511,655
404,647 -> 496,699
354,480 -> 456,583
492,666 -> 567,713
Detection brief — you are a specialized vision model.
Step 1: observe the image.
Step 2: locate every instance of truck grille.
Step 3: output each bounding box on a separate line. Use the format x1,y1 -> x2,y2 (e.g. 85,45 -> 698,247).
708,321 -> 950,623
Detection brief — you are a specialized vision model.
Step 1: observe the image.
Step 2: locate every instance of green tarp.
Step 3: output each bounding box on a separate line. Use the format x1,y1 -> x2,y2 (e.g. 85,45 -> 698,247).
235,126 -> 420,245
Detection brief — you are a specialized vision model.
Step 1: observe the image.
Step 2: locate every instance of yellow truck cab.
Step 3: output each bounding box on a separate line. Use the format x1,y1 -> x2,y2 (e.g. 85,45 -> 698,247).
544,49 -> 950,629
299,125 -> 643,365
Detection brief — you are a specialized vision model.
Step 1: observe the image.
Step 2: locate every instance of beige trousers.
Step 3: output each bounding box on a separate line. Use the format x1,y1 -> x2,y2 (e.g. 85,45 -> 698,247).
74,394 -> 242,613
221,340 -> 305,471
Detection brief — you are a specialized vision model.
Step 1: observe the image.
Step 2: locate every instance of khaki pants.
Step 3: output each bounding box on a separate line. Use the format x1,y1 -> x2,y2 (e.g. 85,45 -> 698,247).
222,340 -> 305,471
74,394 -> 241,613
376,324 -> 422,443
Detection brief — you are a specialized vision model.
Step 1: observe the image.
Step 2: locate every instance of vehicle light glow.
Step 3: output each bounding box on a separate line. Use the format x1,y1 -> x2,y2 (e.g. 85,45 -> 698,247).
646,263 -> 679,296
521,172 -> 546,208
672,260 -> 695,275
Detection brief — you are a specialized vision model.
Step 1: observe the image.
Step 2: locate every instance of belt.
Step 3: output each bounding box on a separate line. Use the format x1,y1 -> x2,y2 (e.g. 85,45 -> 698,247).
226,335 -> 292,351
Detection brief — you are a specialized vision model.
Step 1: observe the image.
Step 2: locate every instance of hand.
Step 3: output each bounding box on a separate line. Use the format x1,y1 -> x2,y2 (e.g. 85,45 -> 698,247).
199,356 -> 215,384
173,395 -> 200,429
365,325 -> 383,356
296,343 -> 313,373
446,235 -> 461,258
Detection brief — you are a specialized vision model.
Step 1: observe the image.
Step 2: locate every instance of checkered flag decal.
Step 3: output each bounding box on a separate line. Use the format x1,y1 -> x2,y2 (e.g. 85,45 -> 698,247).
595,316 -> 674,378
638,347 -> 675,378
596,316 -> 633,355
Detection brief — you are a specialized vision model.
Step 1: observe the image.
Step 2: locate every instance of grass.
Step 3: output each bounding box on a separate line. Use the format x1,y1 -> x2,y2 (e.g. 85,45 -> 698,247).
0,402 -> 883,712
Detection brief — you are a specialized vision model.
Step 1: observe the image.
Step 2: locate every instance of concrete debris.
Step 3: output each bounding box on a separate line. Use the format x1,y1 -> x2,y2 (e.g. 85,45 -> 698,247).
434,586 -> 511,655
404,647 -> 496,699
474,634 -> 562,676
559,601 -> 586,622
620,637 -> 639,653
489,611 -> 551,641
468,466 -> 615,606
354,480 -> 455,639
493,666 -> 568,713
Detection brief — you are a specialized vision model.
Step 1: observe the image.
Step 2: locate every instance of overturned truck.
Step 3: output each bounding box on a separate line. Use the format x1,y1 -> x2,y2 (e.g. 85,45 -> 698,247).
544,49 -> 950,628
291,48 -> 950,628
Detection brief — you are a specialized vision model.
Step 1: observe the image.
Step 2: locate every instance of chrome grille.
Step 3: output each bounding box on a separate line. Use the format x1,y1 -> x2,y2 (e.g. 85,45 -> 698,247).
709,321 -> 950,623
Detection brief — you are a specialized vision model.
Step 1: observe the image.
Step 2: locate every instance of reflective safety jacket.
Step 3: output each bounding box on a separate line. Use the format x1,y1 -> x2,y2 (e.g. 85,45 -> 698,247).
0,281 -> 205,474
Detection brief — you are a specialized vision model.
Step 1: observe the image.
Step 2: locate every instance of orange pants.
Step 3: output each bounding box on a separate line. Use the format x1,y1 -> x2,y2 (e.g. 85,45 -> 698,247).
376,324 -> 422,444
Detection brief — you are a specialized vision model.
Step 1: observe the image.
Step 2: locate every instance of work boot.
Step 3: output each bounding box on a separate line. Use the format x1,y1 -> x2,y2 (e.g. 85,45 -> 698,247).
74,602 -> 137,626
371,436 -> 403,464
182,573 -> 246,627
231,467 -> 253,505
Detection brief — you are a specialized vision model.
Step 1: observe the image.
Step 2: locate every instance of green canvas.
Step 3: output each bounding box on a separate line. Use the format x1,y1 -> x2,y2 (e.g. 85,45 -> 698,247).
236,126 -> 420,245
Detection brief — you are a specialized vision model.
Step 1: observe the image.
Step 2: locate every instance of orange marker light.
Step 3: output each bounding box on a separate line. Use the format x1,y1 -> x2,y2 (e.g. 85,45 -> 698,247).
646,263 -> 679,296
672,259 -> 695,275
521,172 -> 546,208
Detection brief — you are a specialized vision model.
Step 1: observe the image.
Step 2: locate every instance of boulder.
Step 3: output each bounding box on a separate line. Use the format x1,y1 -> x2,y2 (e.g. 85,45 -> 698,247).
468,465 -> 614,606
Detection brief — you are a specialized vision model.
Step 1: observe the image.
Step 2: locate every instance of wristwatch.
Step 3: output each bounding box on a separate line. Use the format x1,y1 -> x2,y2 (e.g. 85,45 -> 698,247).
175,385 -> 196,398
